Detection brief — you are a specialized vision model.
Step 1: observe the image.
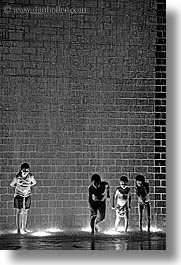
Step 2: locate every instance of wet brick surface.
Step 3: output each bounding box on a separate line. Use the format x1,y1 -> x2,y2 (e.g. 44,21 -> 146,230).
0,231 -> 166,250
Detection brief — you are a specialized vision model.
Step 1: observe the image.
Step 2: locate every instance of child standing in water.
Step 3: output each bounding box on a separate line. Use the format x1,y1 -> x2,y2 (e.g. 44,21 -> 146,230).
135,174 -> 150,232
112,176 -> 131,232
10,163 -> 36,234
88,174 -> 110,235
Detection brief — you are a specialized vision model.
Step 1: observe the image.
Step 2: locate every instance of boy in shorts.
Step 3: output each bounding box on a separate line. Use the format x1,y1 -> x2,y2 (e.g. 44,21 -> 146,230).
112,176 -> 131,232
10,163 -> 36,234
135,174 -> 150,232
88,174 -> 110,235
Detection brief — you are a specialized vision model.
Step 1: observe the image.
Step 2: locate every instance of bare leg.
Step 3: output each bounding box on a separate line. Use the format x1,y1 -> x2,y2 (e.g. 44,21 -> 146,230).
146,203 -> 151,232
22,209 -> 28,232
95,203 -> 106,231
95,216 -> 105,232
16,209 -> 23,233
95,211 -> 105,233
124,208 -> 129,232
95,215 -> 105,226
115,212 -> 120,231
138,204 -> 143,232
124,217 -> 128,232
90,215 -> 96,234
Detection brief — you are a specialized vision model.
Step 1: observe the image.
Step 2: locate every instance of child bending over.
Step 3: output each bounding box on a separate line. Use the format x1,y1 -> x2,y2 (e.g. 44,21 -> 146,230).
112,176 -> 131,232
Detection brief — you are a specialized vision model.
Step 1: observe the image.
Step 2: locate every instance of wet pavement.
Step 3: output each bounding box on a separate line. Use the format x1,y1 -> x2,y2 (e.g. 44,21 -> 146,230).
0,230 -> 166,250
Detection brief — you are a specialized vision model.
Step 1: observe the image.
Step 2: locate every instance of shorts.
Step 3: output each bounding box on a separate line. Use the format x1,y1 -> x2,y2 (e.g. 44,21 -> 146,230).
138,201 -> 150,217
14,195 -> 31,209
116,204 -> 129,218
90,201 -> 106,219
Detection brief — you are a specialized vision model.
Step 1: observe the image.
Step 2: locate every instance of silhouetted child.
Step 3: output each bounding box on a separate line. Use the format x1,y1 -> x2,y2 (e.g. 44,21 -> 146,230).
112,176 -> 131,232
88,174 -> 110,235
10,163 -> 36,234
135,174 -> 150,232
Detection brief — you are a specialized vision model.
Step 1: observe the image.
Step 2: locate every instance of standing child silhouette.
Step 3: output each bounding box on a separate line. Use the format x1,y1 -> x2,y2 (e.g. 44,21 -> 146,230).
10,163 -> 36,234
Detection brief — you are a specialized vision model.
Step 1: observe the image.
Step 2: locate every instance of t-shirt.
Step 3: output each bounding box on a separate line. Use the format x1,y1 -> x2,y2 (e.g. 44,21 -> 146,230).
89,181 -> 110,202
113,186 -> 130,207
11,173 -> 36,197
135,182 -> 150,202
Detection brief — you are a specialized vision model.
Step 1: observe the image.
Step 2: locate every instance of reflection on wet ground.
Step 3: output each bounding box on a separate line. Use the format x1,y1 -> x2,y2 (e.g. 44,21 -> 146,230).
0,231 -> 166,250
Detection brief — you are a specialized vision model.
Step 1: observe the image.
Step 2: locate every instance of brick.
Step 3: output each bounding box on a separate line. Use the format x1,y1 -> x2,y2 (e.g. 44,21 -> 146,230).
162,194 -> 166,200
155,160 -> 166,166
155,187 -> 166,193
55,180 -> 69,186
0,216 -> 7,223
155,201 -> 166,207
69,194 -> 83,200
36,200 -> 49,208
162,208 -> 166,214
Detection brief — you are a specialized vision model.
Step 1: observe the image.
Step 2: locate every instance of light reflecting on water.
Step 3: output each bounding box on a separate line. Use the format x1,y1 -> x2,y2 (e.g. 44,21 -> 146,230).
104,226 -> 125,235
140,226 -> 163,232
31,228 -> 64,237
9,229 -> 18,234
0,225 -> 164,238
150,226 -> 163,232
115,242 -> 128,250
104,230 -> 121,235
0,228 -> 166,250
81,225 -> 164,235
11,229 -> 18,234
81,226 -> 127,235
0,229 -> 17,235
45,228 -> 63,233
31,231 -> 51,237
81,227 -> 91,232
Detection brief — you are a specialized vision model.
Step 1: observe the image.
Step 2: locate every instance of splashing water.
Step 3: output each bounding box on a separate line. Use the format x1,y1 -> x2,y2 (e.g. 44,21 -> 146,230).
81,225 -> 125,234
149,226 -> 163,232
104,226 -> 125,235
104,230 -> 121,235
81,225 -> 163,235
45,228 -> 64,233
0,229 -> 19,235
31,231 -> 51,237
0,225 -> 163,237
31,227 -> 64,236
81,227 -> 91,232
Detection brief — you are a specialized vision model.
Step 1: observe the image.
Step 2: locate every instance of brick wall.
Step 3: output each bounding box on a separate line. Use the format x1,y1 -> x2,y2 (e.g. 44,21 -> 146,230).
0,0 -> 166,231
154,0 -> 166,228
